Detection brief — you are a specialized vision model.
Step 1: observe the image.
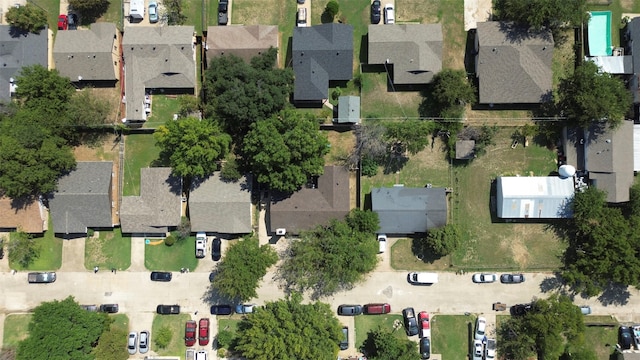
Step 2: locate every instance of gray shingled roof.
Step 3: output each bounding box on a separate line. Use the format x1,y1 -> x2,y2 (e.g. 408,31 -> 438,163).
122,26 -> 195,121
292,24 -> 353,101
49,162 -> 113,234
626,18 -> 640,105
270,166 -> 350,235
189,172 -> 252,234
205,25 -> 278,64
120,167 -> 182,234
53,23 -> 117,81
562,121 -> 634,203
0,25 -> 48,101
475,21 -> 554,104
371,186 -> 447,234
368,24 -> 443,84
337,96 -> 360,123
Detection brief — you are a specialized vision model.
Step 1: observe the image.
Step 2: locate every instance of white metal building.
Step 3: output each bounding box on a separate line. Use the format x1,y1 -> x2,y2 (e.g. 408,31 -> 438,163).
496,176 -> 575,219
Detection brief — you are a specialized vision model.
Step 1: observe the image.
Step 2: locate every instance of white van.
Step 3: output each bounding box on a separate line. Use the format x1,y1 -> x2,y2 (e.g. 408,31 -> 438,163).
297,8 -> 307,27
384,4 -> 394,24
407,272 -> 438,285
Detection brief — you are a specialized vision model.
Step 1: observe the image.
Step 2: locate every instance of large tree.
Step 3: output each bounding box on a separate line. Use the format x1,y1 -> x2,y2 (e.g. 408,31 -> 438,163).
557,61 -> 632,129
15,65 -> 75,118
234,293 -> 343,360
384,120 -> 434,155
415,224 -> 461,258
429,69 -> 476,120
498,295 -> 589,360
203,48 -> 293,141
361,326 -> 420,360
68,0 -> 110,20
17,297 -> 111,360
494,0 -> 587,30
5,4 -> 47,33
92,326 -> 128,360
154,117 -> 232,180
212,236 -> 278,302
242,109 -> 329,192
7,231 -> 40,268
278,209 -> 379,299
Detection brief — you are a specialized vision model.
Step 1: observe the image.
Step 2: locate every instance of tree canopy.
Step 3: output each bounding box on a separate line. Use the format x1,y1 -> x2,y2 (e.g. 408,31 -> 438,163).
384,120 -> 434,155
497,294 -> 589,360
154,117 -> 231,179
234,293 -> 343,360
93,326 -> 129,360
17,297 -> 111,360
557,61 -> 632,129
429,69 -> 476,119
242,109 -> 329,192
67,0 -> 110,21
278,209 -> 380,299
415,224 -> 461,258
212,235 -> 278,302
7,231 -> 40,268
361,326 -> 420,360
203,48 -> 293,141
494,0 -> 587,29
5,4 -> 47,33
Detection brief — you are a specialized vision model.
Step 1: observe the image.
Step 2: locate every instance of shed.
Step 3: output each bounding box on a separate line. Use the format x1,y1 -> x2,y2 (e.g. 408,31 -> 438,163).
496,176 -> 574,219
455,140 -> 475,160
371,186 -> 447,234
336,96 -> 360,124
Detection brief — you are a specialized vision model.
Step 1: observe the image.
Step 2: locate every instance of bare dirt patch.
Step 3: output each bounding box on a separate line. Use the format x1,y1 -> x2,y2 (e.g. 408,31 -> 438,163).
621,0 -> 636,11
84,87 -> 122,124
498,224 -> 530,268
397,0 -> 440,23
325,130 -> 356,166
233,0 -> 282,25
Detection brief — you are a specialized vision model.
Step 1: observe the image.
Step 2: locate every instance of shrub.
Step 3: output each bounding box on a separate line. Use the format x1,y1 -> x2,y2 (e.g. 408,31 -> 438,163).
154,326 -> 172,349
325,1 -> 339,18
220,158 -> 242,182
360,156 -> 378,177
217,329 -> 234,349
176,217 -> 191,241
164,235 -> 176,246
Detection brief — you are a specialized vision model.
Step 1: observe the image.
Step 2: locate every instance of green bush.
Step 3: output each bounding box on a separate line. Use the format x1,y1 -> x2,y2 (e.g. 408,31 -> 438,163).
220,158 -> 242,182
361,156 -> 378,177
164,235 -> 176,246
325,1 -> 339,18
154,326 -> 172,349
217,329 -> 234,349
176,217 -> 191,241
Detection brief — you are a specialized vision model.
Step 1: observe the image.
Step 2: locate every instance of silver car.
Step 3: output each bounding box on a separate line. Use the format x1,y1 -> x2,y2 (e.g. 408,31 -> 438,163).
139,330 -> 149,353
127,332 -> 137,354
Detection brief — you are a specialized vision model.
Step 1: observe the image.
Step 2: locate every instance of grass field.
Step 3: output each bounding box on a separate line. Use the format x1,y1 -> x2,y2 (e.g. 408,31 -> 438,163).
151,313 -> 190,357
109,313 -> 130,333
123,134 -> 163,196
84,229 -> 132,271
145,236 -> 199,271
3,314 -> 32,349
144,95 -> 183,129
9,216 -> 63,271
431,315 -> 473,359
354,314 -> 404,350
585,324 -> 618,359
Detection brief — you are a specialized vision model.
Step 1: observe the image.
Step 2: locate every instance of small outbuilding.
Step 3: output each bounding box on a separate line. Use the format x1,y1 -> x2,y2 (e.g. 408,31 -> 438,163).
496,176 -> 574,219
455,140 -> 476,160
336,96 -> 360,124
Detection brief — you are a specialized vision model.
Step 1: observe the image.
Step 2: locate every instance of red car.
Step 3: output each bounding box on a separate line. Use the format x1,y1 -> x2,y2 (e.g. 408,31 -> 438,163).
198,318 -> 210,346
57,14 -> 68,30
418,311 -> 431,338
184,320 -> 196,346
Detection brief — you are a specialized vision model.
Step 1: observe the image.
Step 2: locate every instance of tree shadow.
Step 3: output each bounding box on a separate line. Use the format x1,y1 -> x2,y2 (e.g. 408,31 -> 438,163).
320,11 -> 334,24
539,272 -> 566,294
410,236 -> 444,264
382,154 -> 408,174
597,283 -> 631,306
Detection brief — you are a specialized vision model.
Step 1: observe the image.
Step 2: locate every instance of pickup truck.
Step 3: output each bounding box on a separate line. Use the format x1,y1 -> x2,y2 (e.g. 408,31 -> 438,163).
196,233 -> 207,259
28,272 -> 56,283
186,348 -> 195,360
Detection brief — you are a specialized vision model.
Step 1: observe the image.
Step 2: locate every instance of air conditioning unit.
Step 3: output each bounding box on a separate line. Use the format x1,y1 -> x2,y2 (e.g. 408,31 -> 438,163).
275,228 -> 286,236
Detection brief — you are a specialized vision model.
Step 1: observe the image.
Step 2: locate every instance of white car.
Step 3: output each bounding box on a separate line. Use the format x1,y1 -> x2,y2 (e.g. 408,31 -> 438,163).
485,338 -> 496,359
377,234 -> 387,253
384,4 -> 394,24
474,317 -> 486,340
127,332 -> 138,355
472,273 -> 497,283
472,339 -> 483,360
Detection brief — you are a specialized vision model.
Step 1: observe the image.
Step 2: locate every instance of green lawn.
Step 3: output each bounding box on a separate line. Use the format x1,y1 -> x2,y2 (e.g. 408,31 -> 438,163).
218,318 -> 241,333
9,216 -> 63,271
431,315 -> 473,359
84,229 -> 131,271
144,95 -> 183,129
585,324 -> 618,359
3,314 -> 32,348
123,134 -> 163,196
30,0 -> 61,33
353,314 -> 404,350
145,236 -> 199,271
152,313 -> 190,358
109,313 -> 130,332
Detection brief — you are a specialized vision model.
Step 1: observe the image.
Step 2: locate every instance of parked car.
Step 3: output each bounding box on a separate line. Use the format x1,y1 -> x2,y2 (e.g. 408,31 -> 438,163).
485,338 -> 496,360
580,305 -> 592,315
419,337 -> 431,359
474,317 -> 486,340
80,304 -> 98,312
99,304 -> 119,313
196,350 -> 208,360
297,0 -> 304,3
28,272 -> 56,283
418,311 -> 430,338
472,339 -> 483,360
363,303 -> 391,315
210,304 -> 233,315
211,237 -> 221,261
139,330 -> 149,354
377,234 -> 387,253
218,0 -> 228,25
148,0 -> 158,23
510,303 -> 533,316
185,320 -> 197,346
383,4 -> 394,24
196,233 -> 207,258
619,326 -> 633,350
235,304 -> 255,314
402,307 -> 419,336
296,7 -> 307,27
500,273 -> 525,284
472,273 -> 497,283
199,318 -> 210,346
407,272 -> 439,285
0,238 -> 4,259
67,13 -> 78,30
370,0 -> 381,24
337,304 -> 363,316
339,326 -> 348,350
150,271 -> 172,282
128,332 -> 138,355
157,304 -> 180,314
57,14 -> 68,30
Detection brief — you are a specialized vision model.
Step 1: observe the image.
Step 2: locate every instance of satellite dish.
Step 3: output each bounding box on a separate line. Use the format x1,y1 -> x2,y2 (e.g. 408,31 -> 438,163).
559,164 -> 576,178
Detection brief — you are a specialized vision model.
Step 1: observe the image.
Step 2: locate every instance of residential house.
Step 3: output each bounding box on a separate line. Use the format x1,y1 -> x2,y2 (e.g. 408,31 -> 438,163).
189,172 -> 252,234
0,25 -> 48,102
371,186 -> 447,234
0,196 -> 46,233
120,167 -> 182,236
625,17 -> 640,120
475,21 -> 554,105
122,26 -> 195,123
49,162 -> 113,236
495,176 -> 574,219
292,23 -> 353,103
53,23 -> 119,85
269,166 -> 350,235
563,120 -> 634,203
336,95 -> 360,124
204,25 -> 278,65
368,24 -> 443,85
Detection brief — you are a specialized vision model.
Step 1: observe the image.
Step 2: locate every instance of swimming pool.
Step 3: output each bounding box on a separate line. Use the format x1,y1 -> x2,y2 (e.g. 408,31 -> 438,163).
588,11 -> 612,56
